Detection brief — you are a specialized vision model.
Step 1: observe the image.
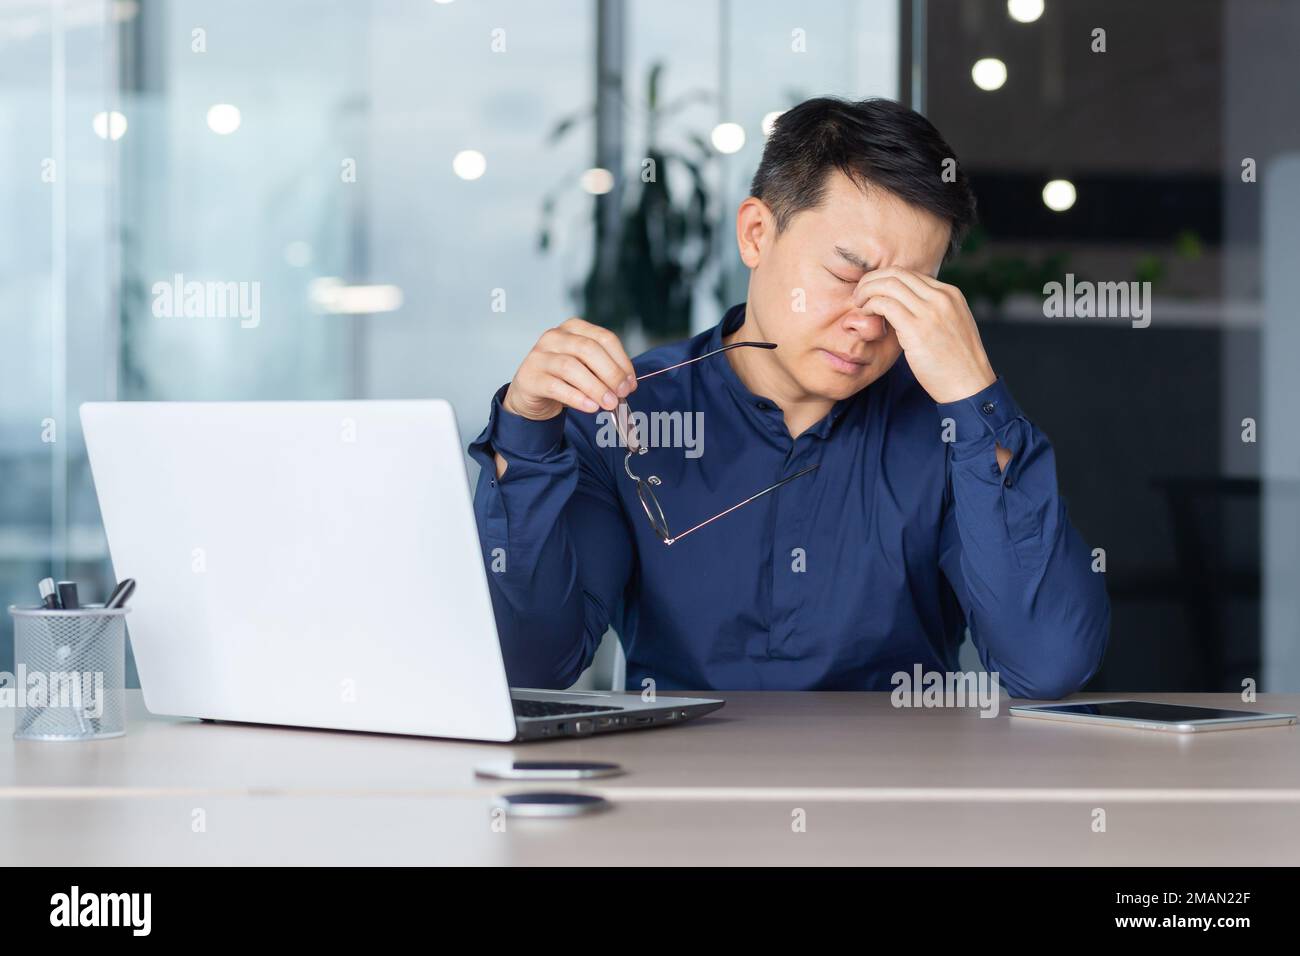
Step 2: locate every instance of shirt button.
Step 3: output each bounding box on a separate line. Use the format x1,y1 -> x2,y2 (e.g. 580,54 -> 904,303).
1004,477 -> 1013,488
981,401 -> 996,415
756,401 -> 771,410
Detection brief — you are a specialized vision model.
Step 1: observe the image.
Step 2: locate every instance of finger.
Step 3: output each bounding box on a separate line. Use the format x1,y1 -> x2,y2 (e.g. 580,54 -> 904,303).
614,400 -> 642,452
561,317 -> 637,385
859,267 -> 937,299
854,286 -> 926,334
540,375 -> 600,415
926,275 -> 969,312
860,294 -> 920,335
559,315 -> 600,335
552,331 -> 633,400
541,351 -> 621,411
561,323 -> 637,395
854,273 -> 933,313
911,274 -> 970,316
912,272 -> 949,293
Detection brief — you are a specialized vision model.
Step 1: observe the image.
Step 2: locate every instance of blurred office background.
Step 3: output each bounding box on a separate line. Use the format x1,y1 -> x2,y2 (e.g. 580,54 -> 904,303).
2,0 -> 1297,692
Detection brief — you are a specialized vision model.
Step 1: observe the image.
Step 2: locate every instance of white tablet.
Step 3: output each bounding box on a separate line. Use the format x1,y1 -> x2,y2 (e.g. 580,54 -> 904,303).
1008,699 -> 1298,733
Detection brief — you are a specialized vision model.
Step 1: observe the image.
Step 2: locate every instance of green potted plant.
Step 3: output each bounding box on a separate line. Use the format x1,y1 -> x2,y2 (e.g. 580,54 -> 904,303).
538,62 -> 718,343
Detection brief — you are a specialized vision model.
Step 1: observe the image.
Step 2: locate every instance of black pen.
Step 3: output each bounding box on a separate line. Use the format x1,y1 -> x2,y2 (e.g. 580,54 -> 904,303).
38,578 -> 59,609
104,578 -> 136,609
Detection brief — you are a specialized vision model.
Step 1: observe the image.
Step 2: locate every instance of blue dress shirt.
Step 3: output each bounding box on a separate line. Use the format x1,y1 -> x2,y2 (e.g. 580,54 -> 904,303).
468,302 -> 1109,697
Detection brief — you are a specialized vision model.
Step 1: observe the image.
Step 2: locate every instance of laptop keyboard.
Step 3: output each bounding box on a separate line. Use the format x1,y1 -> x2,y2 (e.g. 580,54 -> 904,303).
511,698 -> 623,719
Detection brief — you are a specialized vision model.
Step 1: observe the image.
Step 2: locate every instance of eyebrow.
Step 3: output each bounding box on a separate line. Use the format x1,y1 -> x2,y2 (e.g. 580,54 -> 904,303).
833,245 -> 874,272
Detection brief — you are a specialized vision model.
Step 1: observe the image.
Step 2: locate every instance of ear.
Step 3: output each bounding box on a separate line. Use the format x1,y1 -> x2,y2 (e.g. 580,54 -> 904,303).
735,196 -> 773,269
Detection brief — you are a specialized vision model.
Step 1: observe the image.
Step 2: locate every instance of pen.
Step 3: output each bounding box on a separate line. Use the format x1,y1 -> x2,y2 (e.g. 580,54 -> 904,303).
57,581 -> 79,610
43,580 -> 89,735
38,578 -> 59,609
104,578 -> 136,609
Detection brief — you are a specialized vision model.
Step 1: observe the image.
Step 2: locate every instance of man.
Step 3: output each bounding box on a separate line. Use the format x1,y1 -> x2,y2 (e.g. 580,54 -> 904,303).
468,96 -> 1109,697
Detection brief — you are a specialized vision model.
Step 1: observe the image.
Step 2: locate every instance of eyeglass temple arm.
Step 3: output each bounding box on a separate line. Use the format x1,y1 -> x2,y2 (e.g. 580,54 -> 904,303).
622,342 -> 776,446
665,463 -> 819,545
634,341 -> 776,382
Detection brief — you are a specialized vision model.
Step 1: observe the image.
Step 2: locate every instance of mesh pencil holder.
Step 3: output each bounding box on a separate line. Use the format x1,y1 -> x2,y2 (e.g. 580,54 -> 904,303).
8,605 -> 129,741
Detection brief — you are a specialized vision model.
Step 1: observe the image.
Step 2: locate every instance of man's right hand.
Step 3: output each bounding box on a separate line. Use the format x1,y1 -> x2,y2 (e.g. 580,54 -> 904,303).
502,317 -> 637,420
494,317 -> 637,479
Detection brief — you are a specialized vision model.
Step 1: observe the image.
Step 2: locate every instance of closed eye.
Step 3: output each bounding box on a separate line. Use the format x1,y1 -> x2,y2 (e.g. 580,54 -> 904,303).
826,269 -> 857,284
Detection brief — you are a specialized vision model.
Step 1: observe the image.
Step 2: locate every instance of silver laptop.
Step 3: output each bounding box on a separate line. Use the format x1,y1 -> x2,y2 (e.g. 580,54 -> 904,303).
80,400 -> 723,742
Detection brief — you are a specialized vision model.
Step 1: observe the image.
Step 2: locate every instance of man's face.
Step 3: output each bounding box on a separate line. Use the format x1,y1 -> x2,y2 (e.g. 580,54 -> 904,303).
740,170 -> 952,402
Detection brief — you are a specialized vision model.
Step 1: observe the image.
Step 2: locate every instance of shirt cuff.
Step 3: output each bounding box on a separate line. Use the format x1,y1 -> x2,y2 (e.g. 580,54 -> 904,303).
936,376 -> 1023,445
476,382 -> 568,458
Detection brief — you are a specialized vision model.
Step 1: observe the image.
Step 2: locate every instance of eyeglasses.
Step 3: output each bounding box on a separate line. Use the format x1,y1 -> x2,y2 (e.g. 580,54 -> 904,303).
615,340 -> 820,546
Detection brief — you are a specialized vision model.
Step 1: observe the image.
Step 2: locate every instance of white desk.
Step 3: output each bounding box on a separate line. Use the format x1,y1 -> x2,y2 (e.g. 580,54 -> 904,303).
3,691 -> 1298,865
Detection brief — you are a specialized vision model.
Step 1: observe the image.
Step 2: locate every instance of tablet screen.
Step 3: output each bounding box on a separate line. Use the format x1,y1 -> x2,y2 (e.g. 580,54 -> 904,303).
1032,701 -> 1272,722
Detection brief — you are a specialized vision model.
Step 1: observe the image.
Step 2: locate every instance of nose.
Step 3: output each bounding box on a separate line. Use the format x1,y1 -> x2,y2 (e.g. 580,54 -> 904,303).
842,307 -> 889,341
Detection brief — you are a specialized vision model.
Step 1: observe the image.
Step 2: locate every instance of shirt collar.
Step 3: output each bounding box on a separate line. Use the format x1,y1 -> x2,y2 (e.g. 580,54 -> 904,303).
703,302 -> 862,441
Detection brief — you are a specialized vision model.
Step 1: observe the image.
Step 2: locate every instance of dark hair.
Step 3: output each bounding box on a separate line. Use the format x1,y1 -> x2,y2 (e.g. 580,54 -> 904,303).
749,96 -> 977,261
